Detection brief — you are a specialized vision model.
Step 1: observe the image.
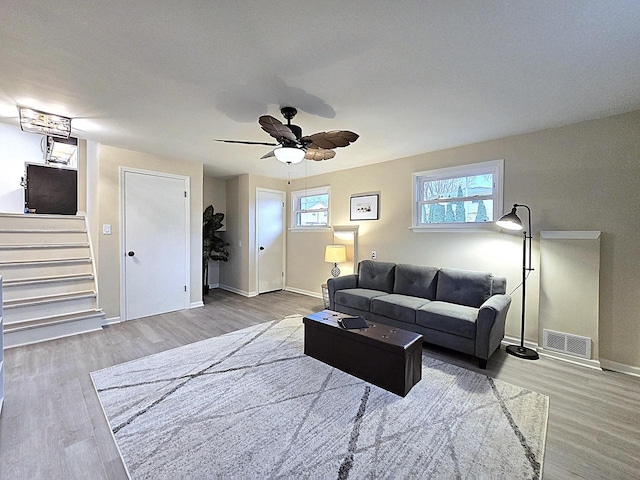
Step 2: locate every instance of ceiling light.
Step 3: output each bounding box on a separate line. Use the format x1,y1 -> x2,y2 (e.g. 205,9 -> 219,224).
18,106 -> 72,138
45,136 -> 78,166
274,147 -> 305,165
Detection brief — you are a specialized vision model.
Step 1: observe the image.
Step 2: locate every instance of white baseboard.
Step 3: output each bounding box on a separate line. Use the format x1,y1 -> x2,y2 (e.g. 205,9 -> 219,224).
207,283 -> 220,289
284,286 -> 322,299
600,359 -> 640,378
190,301 -> 204,308
502,335 -> 603,370
218,284 -> 257,297
502,335 -> 538,351
537,347 -> 602,371
103,316 -> 121,325
502,336 -> 640,376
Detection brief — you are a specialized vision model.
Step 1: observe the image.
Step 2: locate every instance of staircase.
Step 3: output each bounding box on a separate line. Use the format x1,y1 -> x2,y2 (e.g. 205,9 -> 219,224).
0,213 -> 104,348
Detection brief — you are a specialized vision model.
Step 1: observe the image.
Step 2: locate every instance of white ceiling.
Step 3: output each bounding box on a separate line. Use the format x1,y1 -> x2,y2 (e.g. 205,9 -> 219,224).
1,1 -> 639,180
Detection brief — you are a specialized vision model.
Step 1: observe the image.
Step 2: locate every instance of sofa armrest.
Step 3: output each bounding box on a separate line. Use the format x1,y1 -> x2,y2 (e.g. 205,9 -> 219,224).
475,294 -> 512,360
327,275 -> 358,310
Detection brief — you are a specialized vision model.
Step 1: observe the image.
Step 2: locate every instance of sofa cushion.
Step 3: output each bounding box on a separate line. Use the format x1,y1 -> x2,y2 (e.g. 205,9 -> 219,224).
334,288 -> 388,312
393,264 -> 439,299
358,260 -> 396,293
492,276 -> 507,295
370,294 -> 431,324
435,268 -> 493,308
416,301 -> 478,339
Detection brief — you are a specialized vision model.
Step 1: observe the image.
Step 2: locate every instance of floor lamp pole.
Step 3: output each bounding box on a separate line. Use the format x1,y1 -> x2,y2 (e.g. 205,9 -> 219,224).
505,204 -> 539,360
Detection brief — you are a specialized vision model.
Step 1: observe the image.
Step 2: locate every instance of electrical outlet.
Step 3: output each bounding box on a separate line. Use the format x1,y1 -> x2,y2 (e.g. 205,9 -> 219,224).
371,251 -> 376,260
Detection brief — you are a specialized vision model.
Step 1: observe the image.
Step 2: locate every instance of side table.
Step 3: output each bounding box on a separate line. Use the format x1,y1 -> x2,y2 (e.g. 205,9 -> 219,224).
321,283 -> 329,308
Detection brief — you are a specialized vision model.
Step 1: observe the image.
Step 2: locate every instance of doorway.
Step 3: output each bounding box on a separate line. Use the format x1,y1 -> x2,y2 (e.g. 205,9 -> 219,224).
121,168 -> 190,320
256,188 -> 285,294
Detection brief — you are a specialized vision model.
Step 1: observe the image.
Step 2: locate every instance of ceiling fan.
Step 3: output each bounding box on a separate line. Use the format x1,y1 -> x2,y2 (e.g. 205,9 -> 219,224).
214,107 -> 359,164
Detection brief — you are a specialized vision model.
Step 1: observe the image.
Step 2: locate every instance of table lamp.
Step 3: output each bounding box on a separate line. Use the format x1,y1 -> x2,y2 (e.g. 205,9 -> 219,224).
324,244 -> 347,277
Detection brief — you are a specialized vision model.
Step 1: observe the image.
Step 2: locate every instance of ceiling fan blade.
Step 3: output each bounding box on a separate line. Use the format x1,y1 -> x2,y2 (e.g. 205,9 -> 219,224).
260,149 -> 275,159
304,148 -> 336,161
258,115 -> 297,143
302,130 -> 359,150
213,139 -> 278,146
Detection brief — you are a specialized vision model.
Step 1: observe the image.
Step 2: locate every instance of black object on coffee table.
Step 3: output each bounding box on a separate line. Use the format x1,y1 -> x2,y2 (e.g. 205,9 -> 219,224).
303,310 -> 423,397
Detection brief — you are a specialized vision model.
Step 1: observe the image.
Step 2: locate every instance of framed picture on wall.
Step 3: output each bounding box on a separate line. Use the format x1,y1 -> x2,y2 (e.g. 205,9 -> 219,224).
350,193 -> 379,221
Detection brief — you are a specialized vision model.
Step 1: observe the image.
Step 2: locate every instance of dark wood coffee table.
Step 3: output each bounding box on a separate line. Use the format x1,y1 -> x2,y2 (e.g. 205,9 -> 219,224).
303,310 -> 423,397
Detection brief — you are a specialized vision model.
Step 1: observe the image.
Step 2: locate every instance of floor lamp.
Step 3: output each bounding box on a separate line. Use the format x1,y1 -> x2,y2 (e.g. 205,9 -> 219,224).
496,204 -> 539,360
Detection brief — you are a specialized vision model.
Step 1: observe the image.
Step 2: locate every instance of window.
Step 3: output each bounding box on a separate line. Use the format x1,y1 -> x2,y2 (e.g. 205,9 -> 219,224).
291,186 -> 330,229
412,159 -> 503,230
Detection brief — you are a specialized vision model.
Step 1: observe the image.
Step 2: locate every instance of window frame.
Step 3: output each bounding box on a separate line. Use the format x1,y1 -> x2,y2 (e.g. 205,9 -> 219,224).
411,159 -> 504,231
290,185 -> 331,230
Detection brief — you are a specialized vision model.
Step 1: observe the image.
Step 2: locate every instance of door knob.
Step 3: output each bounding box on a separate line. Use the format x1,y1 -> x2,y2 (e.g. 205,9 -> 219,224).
128,251 -> 135,257
259,246 -> 265,251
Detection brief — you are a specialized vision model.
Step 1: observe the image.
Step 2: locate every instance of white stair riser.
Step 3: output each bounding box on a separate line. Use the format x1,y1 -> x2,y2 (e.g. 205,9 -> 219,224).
0,262 -> 93,281
0,232 -> 88,244
0,214 -> 86,230
2,278 -> 96,301
4,297 -> 97,323
0,246 -> 90,262
3,315 -> 103,349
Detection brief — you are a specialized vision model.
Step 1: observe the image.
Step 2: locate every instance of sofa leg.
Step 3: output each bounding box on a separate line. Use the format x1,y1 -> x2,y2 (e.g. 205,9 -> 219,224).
478,358 -> 487,369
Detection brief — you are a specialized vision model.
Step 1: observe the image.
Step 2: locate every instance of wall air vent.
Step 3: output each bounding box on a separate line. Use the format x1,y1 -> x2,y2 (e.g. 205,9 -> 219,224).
543,329 -> 591,359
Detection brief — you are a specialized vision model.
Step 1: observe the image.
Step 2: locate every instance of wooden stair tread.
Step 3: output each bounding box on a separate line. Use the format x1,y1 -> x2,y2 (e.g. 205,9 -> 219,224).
0,257 -> 91,267
3,290 -> 96,308
3,273 -> 94,287
0,213 -> 85,219
0,243 -> 89,249
0,229 -> 87,234
3,309 -> 105,332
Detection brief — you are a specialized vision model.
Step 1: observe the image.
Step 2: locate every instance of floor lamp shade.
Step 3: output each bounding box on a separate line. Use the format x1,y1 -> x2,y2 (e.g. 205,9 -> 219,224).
325,244 -> 347,277
496,204 -> 539,361
496,205 -> 523,231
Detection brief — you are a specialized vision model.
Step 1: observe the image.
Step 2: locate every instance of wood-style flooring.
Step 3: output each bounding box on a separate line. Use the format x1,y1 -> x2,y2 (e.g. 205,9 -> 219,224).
0,289 -> 638,479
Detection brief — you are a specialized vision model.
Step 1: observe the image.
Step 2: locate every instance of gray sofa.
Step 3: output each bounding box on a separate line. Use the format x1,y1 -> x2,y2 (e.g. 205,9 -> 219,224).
327,260 -> 512,368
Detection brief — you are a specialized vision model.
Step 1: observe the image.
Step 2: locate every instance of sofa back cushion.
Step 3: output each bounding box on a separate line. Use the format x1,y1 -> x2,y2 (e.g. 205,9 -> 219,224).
358,260 -> 396,293
393,264 -> 439,299
492,276 -> 507,295
436,268 -> 493,308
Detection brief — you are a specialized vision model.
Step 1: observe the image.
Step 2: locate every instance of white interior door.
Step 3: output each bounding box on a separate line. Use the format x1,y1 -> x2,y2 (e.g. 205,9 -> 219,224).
123,169 -> 189,320
257,188 -> 285,294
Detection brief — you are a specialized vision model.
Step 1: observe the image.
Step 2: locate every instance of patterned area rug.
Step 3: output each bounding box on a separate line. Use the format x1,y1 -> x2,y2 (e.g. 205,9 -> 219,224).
91,315 -> 548,479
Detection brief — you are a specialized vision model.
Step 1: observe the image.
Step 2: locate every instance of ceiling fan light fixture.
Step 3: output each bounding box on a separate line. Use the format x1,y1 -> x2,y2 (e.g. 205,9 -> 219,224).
274,146 -> 304,165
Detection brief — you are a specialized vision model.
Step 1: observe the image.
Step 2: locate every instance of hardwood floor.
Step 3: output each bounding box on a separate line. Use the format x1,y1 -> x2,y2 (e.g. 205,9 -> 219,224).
1,289 -> 638,479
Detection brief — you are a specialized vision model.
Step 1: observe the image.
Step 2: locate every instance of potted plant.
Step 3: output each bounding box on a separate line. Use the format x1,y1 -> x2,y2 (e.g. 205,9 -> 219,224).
203,205 -> 230,294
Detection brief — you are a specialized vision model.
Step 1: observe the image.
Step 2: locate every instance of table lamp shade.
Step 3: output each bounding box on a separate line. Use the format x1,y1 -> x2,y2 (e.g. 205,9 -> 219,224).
324,245 -> 347,264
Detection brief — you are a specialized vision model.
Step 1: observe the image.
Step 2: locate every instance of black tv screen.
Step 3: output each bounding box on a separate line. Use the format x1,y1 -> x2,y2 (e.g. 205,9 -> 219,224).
25,163 -> 78,215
